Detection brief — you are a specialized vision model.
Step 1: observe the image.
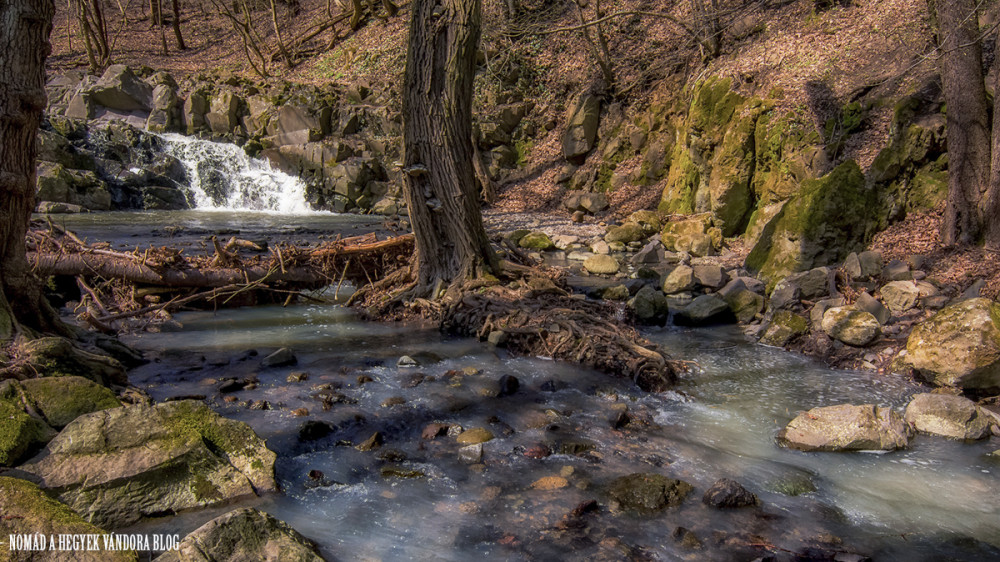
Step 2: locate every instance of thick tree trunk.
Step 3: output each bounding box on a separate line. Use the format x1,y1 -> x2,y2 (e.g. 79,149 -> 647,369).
0,0 -> 66,338
402,0 -> 498,294
935,0 -> 991,246
983,29 -> 1000,250
171,0 -> 186,50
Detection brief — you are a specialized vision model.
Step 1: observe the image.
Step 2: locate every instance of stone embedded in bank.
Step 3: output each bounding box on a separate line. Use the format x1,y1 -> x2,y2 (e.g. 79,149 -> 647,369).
906,298 -> 1000,390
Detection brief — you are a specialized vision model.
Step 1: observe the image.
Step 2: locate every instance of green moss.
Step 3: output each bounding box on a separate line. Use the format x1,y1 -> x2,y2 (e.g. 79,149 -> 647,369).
659,147 -> 699,214
0,398 -> 53,467
21,376 -> 121,429
518,231 -> 555,251
163,401 -> 259,458
190,474 -> 223,502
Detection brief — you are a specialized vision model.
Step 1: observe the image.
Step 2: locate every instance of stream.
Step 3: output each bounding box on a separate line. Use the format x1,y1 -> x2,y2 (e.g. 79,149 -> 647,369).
56,133 -> 1000,561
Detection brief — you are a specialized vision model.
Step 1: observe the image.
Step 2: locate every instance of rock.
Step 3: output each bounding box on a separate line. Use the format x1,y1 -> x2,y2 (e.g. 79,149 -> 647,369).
906,298 -> 1000,390
632,239 -> 665,265
562,93 -> 600,161
0,383 -> 56,467
809,297 -> 846,332
183,91 -> 209,133
146,83 -> 182,132
674,294 -> 735,326
604,223 -> 645,244
880,281 -> 920,314
702,478 -> 759,508
884,259 -> 912,281
725,289 -> 764,323
607,473 -> 693,515
88,64 -> 152,112
590,240 -> 610,254
19,400 -> 277,527
207,91 -> 242,135
22,337 -> 126,386
298,420 -> 334,442
355,432 -> 383,451
0,477 -> 135,561
154,508 -> 323,562
904,393 -> 993,440
519,231 -> 555,250
142,185 -> 190,210
674,232 -> 713,257
627,210 -> 662,235
855,292 -> 890,325
531,476 -> 569,490
759,310 -> 809,347
19,376 -> 120,429
662,265 -> 695,294
769,278 -> 802,310
777,404 -> 911,452
692,265 -> 729,289
497,374 -> 520,397
262,347 -> 297,367
601,284 -> 630,301
843,252 -> 863,280
583,254 -> 620,274
630,285 -> 669,326
458,443 -> 483,464
36,201 -> 85,214
858,250 -> 883,278
821,307 -> 880,346
456,427 -> 494,445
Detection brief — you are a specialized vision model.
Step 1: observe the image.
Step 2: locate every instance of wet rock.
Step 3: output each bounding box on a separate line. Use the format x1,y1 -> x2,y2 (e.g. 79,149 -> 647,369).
662,265 -> 695,294
880,281 -> 920,314
286,372 -> 309,383
702,478 -> 759,508
821,307 -> 880,346
906,298 -> 1000,390
380,465 -> 425,479
558,439 -> 596,455
726,288 -> 765,323
540,379 -> 569,392
19,401 -> 276,527
0,476 -> 135,561
531,476 -> 569,490
630,285 -> 669,326
584,254 -> 620,274
458,443 -> 483,464
291,408 -> 309,417
674,294 -> 735,326
396,355 -> 419,367
607,473 -> 693,515
381,396 -> 406,407
218,379 -> 246,393
262,347 -> 297,367
497,374 -> 520,397
523,444 -> 552,458
777,404 -> 911,452
672,527 -> 702,549
601,284 -> 630,301
903,393 -> 994,440
456,427 -> 494,445
298,420 -> 335,442
355,432 -> 383,451
247,400 -> 270,410
421,423 -> 450,440
855,292 -> 890,325
154,508 -> 323,562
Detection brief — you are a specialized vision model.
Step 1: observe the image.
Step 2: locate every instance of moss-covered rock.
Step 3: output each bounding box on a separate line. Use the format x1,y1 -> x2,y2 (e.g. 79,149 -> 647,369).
745,160 -> 875,288
0,476 -> 137,562
604,223 -> 646,244
625,210 -> 662,236
518,231 -> 555,251
630,285 -> 669,326
583,254 -> 620,275
154,508 -> 323,562
821,307 -> 880,347
20,376 -> 121,429
607,472 -> 693,515
19,400 -> 277,527
0,383 -> 55,467
708,101 -> 769,236
759,310 -> 809,347
906,298 -> 1000,390
725,289 -> 765,323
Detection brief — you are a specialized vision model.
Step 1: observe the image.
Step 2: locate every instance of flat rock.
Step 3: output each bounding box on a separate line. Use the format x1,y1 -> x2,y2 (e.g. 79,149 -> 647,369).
903,393 -> 994,440
778,404 -> 911,452
154,508 -> 323,562
583,254 -> 620,274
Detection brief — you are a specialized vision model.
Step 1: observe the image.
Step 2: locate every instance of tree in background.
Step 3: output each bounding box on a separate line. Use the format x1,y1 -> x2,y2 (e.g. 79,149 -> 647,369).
0,0 -> 70,339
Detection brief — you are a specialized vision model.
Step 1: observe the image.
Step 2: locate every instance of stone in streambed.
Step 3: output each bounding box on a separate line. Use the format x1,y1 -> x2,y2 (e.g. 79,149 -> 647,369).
154,508 -> 324,562
607,473 -> 693,515
778,404 -> 911,452
662,265 -> 695,294
584,254 -> 620,274
903,393 -> 994,440
906,298 -> 1000,390
702,478 -> 759,508
821,307 -> 880,346
759,310 -> 809,347
518,231 -> 555,251
673,294 -> 735,326
629,285 -> 669,326
262,347 -> 297,367
456,427 -> 494,445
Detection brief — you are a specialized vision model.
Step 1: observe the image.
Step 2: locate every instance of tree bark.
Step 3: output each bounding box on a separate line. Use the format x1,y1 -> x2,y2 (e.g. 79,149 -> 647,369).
934,0 -> 991,246
171,0 -> 186,50
982,28 -> 1000,249
402,0 -> 499,294
0,0 -> 67,338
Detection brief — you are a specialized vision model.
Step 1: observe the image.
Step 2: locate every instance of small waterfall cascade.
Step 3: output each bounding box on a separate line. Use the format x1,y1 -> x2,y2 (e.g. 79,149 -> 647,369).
157,133 -> 313,213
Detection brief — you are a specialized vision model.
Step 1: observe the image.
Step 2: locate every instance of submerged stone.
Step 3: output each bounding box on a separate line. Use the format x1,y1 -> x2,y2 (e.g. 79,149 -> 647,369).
607,472 -> 693,515
702,478 -> 759,508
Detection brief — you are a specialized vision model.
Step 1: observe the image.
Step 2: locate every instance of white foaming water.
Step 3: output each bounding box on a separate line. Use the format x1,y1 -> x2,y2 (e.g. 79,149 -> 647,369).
157,133 -> 314,214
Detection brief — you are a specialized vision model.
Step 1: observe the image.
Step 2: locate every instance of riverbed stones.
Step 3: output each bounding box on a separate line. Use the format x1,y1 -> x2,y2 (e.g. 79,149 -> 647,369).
19,400 -> 277,527
880,281 -> 920,314
759,310 -> 808,347
583,254 -> 620,274
0,477 -> 135,561
674,294 -> 734,326
456,427 -> 494,445
702,478 -> 759,508
262,347 -> 297,367
903,393 -> 994,440
662,264 -> 695,294
154,508 -> 323,562
630,285 -> 669,326
778,404 -> 911,452
906,298 -> 1000,390
607,473 -> 693,515
821,307 -> 880,346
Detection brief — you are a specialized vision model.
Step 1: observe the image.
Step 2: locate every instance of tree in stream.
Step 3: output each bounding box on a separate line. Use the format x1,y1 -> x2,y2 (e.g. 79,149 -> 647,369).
0,0 -> 71,339
400,0 -> 499,297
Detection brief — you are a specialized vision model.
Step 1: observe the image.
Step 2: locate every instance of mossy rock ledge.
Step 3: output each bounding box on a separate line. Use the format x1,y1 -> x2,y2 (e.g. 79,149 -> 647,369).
17,400 -> 276,528
154,508 -> 324,562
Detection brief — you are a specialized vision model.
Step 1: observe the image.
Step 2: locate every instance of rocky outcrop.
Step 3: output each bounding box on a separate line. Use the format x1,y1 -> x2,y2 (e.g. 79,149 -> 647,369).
903,393 -> 994,440
906,298 -> 1000,390
562,93 -> 600,162
154,508 -> 324,562
778,404 -> 911,452
19,400 -> 276,527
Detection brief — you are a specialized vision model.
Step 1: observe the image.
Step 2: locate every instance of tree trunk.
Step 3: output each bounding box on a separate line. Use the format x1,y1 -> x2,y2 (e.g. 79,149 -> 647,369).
171,0 -> 186,50
0,0 -> 67,338
982,29 -> 1000,249
934,0 -> 991,246
402,0 -> 498,295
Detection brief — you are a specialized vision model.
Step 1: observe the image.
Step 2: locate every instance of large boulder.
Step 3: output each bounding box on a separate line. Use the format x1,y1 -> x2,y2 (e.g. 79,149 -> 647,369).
87,65 -> 152,112
903,393 -> 994,440
0,477 -> 135,561
562,94 -> 600,161
0,383 -> 56,467
673,294 -> 735,326
630,285 -> 669,326
821,307 -> 880,346
906,298 -> 1000,390
777,404 -> 911,452
19,376 -> 121,429
154,508 -> 324,562
19,400 -> 277,527
745,160 -> 876,288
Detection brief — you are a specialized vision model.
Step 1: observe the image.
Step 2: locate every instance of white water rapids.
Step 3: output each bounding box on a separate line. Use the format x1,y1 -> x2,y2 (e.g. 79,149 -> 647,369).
156,133 -> 314,214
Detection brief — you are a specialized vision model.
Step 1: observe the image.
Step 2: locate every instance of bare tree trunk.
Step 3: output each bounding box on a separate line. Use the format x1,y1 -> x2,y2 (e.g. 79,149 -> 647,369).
983,29 -> 1000,249
158,0 -> 168,55
268,0 -> 293,68
574,0 -> 614,90
0,0 -> 68,338
934,0 -> 991,246
171,0 -> 187,50
402,0 -> 499,294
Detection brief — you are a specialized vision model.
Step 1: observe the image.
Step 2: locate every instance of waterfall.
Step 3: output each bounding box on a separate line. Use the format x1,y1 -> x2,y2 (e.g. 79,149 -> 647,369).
156,133 -> 314,214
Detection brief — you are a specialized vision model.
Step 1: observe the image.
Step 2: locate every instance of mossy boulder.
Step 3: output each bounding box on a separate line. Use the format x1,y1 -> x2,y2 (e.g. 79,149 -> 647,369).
154,508 -> 323,562
906,298 -> 1000,390
725,289 -> 765,323
19,400 -> 277,528
604,223 -> 646,245
778,404 -> 911,452
708,101 -> 769,236
630,285 -> 669,326
626,210 -> 662,236
20,376 -> 121,429
22,337 -> 127,386
607,472 -> 693,515
583,254 -> 620,275
0,384 -> 56,467
0,476 -> 137,562
821,307 -> 880,347
745,160 -> 875,288
759,310 -> 809,347
903,393 -> 994,440
518,232 -> 555,251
